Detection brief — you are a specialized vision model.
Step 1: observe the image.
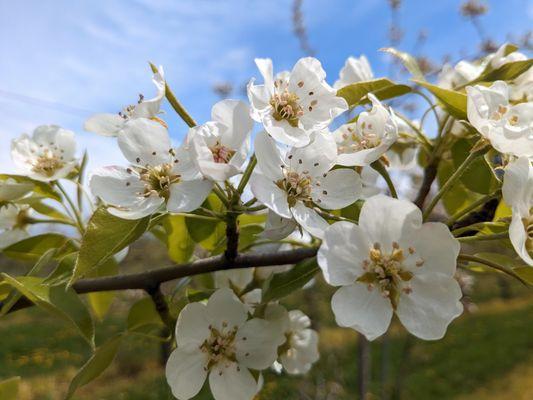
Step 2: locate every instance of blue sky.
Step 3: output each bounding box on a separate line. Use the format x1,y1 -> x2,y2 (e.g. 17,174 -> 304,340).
0,0 -> 531,172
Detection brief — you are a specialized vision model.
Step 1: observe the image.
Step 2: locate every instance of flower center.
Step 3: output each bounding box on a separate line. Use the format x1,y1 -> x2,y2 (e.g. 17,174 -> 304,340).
138,163 -> 180,200
276,170 -> 312,207
357,242 -> 424,309
200,323 -> 238,370
270,85 -> 304,127
210,142 -> 235,164
31,150 -> 65,177
338,124 -> 381,154
522,210 -> 533,252
490,104 -> 509,121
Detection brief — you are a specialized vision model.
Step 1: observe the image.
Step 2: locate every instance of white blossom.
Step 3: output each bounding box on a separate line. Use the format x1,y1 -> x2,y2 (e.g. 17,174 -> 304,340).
188,100 -> 254,181
466,81 -> 533,158
386,116 -> 419,170
502,156 -> 533,266
510,67 -> 533,102
90,118 -> 212,219
250,131 -> 362,239
84,67 -> 166,137
265,304 -> 319,375
333,55 -> 374,89
247,57 -> 347,148
0,204 -> 31,249
317,194 -> 463,340
165,288 -> 285,400
333,94 -> 398,166
11,125 -> 77,182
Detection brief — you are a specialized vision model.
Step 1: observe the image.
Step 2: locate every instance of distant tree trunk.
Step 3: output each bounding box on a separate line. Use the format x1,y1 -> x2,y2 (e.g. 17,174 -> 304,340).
381,333 -> 390,400
357,333 -> 371,399
497,276 -> 512,299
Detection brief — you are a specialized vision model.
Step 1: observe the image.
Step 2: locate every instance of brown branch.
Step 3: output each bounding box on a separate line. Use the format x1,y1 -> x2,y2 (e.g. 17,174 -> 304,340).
3,248 -> 318,314
414,160 -> 438,209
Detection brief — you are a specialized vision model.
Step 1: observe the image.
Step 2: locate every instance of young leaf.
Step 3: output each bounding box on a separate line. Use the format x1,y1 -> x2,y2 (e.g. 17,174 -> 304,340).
65,335 -> 123,399
0,275 -> 95,348
127,297 -> 165,334
72,207 -> 149,282
0,174 -> 61,201
162,215 -> 195,263
0,376 -> 20,400
337,78 -> 410,107
380,47 -> 425,81
2,233 -> 72,261
412,80 -> 467,119
87,258 -> 119,321
262,258 -> 319,303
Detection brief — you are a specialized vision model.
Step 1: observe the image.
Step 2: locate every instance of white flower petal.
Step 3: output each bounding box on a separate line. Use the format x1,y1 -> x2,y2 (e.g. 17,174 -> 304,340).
262,211 -> 297,240
165,344 -> 208,400
287,130 -> 337,177
250,172 -> 291,219
291,202 -> 329,239
209,363 -> 258,400
263,114 -> 311,148
509,211 -> 533,266
0,229 -> 29,250
396,274 -> 463,340
358,194 -> 421,251
175,302 -> 211,347
89,166 -> 145,206
118,118 -> 172,166
318,221 -> 370,286
206,288 -> 248,332
280,328 -> 319,375
331,283 -> 393,341
84,113 -> 125,137
254,131 -> 286,181
334,55 -> 374,89
311,168 -> 362,209
167,179 -> 213,213
235,318 -> 285,370
212,100 -> 253,149
215,269 -> 255,291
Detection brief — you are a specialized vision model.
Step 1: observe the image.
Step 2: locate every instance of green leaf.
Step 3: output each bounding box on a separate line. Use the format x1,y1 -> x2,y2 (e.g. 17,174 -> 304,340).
186,288 -> 215,303
65,335 -> 123,399
87,258 -> 118,321
262,258 -> 319,303
412,80 -> 467,119
2,233 -> 72,261
185,194 -> 225,251
451,139 -> 498,194
238,224 -> 263,251
380,47 -> 425,81
44,253 -> 77,285
437,156 -> 481,216
513,267 -> 533,285
72,207 -> 149,282
0,275 -> 94,348
127,297 -> 164,334
162,215 -> 195,263
470,59 -> 533,85
0,376 -> 20,400
337,78 -> 411,107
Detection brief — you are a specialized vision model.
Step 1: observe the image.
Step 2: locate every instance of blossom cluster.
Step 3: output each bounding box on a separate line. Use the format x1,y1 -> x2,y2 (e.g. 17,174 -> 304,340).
3,43 -> 532,400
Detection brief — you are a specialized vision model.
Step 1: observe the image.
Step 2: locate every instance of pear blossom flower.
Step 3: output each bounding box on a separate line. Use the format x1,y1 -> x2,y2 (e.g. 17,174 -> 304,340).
84,67 -> 166,136
502,157 -> 533,266
165,288 -> 285,400
247,57 -> 347,148
262,211 -> 298,240
317,195 -> 463,340
90,118 -> 212,219
250,131 -> 363,239
385,116 -> 419,170
0,204 -> 31,249
0,178 -> 33,202
265,304 -> 319,375
11,125 -> 77,182
188,100 -> 254,181
333,55 -> 374,89
333,94 -> 398,166
466,81 -> 533,158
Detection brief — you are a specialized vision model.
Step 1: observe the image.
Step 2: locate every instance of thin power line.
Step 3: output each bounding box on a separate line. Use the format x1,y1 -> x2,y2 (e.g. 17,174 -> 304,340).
0,89 -> 96,117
